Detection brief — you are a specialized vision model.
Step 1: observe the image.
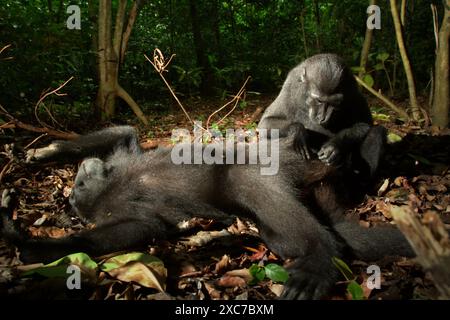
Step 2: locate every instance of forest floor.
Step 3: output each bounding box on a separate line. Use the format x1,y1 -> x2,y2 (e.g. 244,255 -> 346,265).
1,95 -> 450,300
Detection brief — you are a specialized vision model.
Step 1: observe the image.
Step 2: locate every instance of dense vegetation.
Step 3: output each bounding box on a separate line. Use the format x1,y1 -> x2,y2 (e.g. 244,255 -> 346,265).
0,0 -> 444,124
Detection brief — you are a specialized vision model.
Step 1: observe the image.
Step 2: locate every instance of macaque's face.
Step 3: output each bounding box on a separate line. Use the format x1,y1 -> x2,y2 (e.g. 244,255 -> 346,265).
298,65 -> 345,126
69,158 -> 109,221
306,82 -> 343,125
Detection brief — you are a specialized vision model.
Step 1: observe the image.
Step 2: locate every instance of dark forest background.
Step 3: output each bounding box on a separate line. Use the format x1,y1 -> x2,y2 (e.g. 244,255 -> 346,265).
0,0 -> 446,128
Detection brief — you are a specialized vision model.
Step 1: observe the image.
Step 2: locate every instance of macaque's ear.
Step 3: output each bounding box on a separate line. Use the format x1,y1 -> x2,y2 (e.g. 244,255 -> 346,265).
299,68 -> 307,83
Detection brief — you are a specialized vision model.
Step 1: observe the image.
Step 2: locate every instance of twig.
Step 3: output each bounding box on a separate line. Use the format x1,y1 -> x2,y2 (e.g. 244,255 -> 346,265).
0,103 -> 78,140
24,133 -> 48,149
146,48 -> 251,139
355,75 -> 410,120
206,77 -> 251,131
431,4 -> 439,54
0,44 -> 13,61
145,50 -> 197,126
0,159 -> 13,184
34,77 -> 74,129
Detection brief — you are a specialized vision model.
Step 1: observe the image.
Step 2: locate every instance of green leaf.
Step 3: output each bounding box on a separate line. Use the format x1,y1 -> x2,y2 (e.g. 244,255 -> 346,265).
264,263 -> 289,283
249,264 -> 266,284
376,52 -> 390,62
372,112 -> 391,121
387,132 -> 402,143
332,257 -> 354,281
373,63 -> 384,71
362,74 -> 374,88
100,252 -> 163,272
351,66 -> 365,73
22,252 -> 98,278
239,100 -> 248,110
347,280 -> 364,300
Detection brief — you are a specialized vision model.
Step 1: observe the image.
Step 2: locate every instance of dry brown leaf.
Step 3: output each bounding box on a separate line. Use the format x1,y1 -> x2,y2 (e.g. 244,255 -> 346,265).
107,261 -> 167,292
214,255 -> 231,274
217,275 -> 247,288
204,282 -> 222,299
378,179 -> 390,196
224,268 -> 252,282
28,226 -> 71,238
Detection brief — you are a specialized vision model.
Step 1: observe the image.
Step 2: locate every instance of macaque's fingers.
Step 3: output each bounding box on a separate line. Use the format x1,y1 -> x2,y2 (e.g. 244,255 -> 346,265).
317,105 -> 325,123
323,106 -> 334,124
318,144 -> 341,165
293,128 -> 311,160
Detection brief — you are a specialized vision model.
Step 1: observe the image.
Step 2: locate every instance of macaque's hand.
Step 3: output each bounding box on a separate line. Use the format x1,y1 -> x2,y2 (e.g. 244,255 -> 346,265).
289,123 -> 312,160
318,140 -> 342,165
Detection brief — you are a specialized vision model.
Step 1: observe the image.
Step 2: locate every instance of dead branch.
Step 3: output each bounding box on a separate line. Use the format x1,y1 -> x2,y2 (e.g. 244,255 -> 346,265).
146,48 -> 251,138
248,107 -> 264,124
145,50 -> 197,127
0,104 -> 78,140
355,75 -> 410,120
390,205 -> 450,299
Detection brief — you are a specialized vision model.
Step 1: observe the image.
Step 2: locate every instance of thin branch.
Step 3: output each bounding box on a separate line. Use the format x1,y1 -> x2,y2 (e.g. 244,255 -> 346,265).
145,50 -> 197,127
206,76 -> 250,131
34,77 -> 74,129
0,104 -> 78,140
0,44 -> 13,61
355,75 -> 410,120
431,4 -> 439,53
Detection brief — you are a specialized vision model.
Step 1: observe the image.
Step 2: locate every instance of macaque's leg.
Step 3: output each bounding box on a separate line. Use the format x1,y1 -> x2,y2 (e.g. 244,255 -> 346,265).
26,126 -> 141,163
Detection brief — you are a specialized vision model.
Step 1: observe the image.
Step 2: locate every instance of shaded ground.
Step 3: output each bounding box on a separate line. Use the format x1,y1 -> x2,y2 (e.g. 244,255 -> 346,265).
0,96 -> 449,300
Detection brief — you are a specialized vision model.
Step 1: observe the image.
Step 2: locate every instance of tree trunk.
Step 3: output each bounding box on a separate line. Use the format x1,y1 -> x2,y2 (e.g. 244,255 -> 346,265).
120,0 -> 143,64
313,0 -> 321,50
432,1 -> 449,128
359,0 -> 377,79
97,0 -> 117,118
300,8 -> 309,57
189,0 -> 214,95
96,0 -> 148,125
389,0 -> 421,121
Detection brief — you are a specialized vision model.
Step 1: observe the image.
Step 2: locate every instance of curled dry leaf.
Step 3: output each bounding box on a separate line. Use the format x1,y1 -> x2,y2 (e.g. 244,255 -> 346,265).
377,179 -> 390,196
214,254 -> 231,273
269,283 -> 284,297
107,261 -> 167,292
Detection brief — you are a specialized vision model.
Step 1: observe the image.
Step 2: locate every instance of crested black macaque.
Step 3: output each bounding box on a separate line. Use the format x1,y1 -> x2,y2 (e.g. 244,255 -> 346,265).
258,53 -> 386,177
1,126 -> 414,300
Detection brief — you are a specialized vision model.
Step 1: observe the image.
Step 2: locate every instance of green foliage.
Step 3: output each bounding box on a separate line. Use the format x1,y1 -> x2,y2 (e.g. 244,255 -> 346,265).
249,263 -> 289,285
22,253 -> 98,278
332,257 -> 365,300
0,0 -> 437,119
20,251 -> 166,291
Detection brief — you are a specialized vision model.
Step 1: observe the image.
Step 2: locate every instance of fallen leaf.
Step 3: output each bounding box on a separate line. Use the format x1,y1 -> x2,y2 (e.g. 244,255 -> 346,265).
214,255 -> 231,273
217,275 -> 247,288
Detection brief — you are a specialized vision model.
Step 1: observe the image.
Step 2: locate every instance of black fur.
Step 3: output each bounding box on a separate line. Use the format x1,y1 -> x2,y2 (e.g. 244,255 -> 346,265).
258,53 -> 386,176
2,126 -> 413,299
